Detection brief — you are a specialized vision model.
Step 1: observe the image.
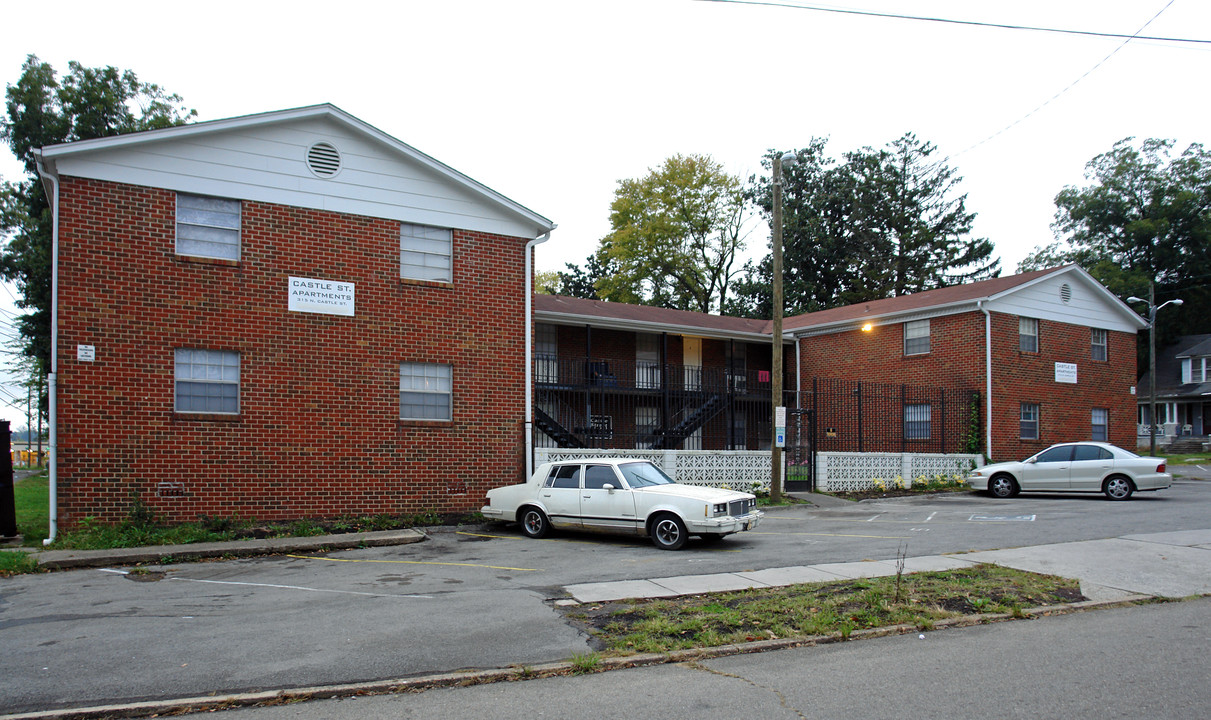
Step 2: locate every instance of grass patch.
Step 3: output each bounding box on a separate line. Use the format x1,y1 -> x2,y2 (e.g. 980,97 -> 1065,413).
12,471 -> 50,545
0,550 -> 40,577
564,564 -> 1082,654
8,475 -> 478,556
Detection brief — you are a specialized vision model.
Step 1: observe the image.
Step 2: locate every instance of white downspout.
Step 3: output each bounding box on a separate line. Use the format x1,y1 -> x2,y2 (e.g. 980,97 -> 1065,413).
794,336 -> 801,397
978,300 -> 992,461
524,232 -> 551,481
35,153 -> 59,546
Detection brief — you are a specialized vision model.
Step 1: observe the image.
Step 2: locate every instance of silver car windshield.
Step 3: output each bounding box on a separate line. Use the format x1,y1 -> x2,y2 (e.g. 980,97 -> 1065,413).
619,462 -> 674,488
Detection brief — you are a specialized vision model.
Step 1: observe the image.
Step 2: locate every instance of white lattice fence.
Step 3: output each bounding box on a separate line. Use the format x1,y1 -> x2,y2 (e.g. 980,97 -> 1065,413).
818,452 -> 982,493
532,448 -> 770,491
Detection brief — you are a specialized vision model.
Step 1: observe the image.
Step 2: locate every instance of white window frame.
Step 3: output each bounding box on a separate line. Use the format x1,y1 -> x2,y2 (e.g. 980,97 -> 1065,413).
1091,328 -> 1107,362
1020,402 -> 1040,440
1182,357 -> 1207,384
176,193 -> 240,261
1019,317 -> 1039,353
1091,408 -> 1108,442
903,319 -> 930,356
400,223 -> 452,283
174,349 -> 240,414
904,403 -> 931,440
400,362 -> 452,421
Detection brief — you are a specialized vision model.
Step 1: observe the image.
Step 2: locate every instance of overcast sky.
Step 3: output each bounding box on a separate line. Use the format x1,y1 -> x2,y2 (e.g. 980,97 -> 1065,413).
1,0 -> 1208,429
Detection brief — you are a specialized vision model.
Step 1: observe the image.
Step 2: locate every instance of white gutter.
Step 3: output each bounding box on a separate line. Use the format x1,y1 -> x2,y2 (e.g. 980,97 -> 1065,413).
34,152 -> 59,546
524,232 -> 551,481
978,300 -> 992,461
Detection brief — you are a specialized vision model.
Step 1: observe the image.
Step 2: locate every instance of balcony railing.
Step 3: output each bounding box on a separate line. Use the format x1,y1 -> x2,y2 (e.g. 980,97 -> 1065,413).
534,356 -> 789,395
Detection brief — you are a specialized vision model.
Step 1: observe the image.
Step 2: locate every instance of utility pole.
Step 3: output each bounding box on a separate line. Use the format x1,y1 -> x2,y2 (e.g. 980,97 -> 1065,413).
770,151 -> 796,501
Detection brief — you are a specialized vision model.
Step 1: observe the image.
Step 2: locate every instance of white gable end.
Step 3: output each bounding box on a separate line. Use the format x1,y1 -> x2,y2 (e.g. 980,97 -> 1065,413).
41,107 -> 552,240
986,269 -> 1141,333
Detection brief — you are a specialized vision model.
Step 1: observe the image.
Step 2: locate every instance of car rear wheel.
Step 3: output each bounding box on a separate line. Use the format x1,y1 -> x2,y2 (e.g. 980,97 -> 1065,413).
1103,475 -> 1135,501
518,506 -> 550,538
650,513 -> 688,551
989,474 -> 1019,499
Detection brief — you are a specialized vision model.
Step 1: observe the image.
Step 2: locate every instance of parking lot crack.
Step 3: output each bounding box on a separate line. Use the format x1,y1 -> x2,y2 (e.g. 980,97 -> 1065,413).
682,660 -> 806,719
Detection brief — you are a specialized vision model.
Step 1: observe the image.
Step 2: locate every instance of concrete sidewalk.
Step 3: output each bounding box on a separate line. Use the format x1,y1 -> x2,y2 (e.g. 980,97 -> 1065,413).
564,528 -> 1211,604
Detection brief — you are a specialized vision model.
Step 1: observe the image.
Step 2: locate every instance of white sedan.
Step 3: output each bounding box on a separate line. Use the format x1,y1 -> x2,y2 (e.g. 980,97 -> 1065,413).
967,442 -> 1172,500
481,458 -> 763,550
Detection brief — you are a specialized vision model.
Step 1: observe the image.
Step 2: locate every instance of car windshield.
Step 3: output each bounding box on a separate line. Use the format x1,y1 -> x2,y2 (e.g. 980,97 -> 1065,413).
619,462 -> 675,488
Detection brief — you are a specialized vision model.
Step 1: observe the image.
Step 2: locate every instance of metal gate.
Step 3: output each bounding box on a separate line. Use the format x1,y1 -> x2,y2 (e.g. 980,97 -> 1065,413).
784,408 -> 815,492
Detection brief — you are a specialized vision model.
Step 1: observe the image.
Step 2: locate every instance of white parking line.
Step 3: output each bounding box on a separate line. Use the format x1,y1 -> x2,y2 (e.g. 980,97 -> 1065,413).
924,512 -> 937,523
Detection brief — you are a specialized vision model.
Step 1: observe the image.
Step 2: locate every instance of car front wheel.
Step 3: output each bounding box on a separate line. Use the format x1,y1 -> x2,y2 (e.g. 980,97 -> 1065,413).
650,513 -> 688,551
1103,475 -> 1135,501
518,506 -> 550,538
989,474 -> 1019,499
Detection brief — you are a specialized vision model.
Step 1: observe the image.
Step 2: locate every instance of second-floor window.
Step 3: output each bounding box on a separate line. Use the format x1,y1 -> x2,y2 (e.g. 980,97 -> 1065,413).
535,323 -> 558,383
636,333 -> 661,389
904,319 -> 930,355
400,223 -> 452,282
1019,317 -> 1039,353
176,193 -> 240,261
1182,357 -> 1207,384
1091,328 -> 1108,362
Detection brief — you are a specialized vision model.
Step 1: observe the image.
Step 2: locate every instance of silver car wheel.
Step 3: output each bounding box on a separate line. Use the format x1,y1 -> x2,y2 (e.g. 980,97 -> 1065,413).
519,506 -> 550,538
989,474 -> 1018,499
651,514 -> 687,551
1104,476 -> 1134,501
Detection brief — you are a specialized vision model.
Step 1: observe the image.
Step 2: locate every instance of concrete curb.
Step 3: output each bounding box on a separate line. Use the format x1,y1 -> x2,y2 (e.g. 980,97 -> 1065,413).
33,528 -> 426,570
0,595 -> 1156,720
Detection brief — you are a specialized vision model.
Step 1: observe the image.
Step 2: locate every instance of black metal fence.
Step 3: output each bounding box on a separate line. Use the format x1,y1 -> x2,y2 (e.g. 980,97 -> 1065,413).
799,377 -> 981,455
534,356 -> 794,451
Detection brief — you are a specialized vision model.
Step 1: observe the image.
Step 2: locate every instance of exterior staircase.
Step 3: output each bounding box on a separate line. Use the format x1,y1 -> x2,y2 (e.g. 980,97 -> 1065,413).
654,394 -> 725,449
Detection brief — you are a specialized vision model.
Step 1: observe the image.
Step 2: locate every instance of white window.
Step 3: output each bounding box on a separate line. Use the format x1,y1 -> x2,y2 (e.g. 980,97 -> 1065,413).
400,362 -> 452,420
400,223 -> 452,282
1091,408 -> 1108,442
535,323 -> 558,383
904,319 -> 930,355
1182,358 -> 1207,384
636,333 -> 661,389
1020,402 -> 1039,440
175,349 -> 239,414
1091,329 -> 1107,362
176,193 -> 240,260
1019,317 -> 1039,353
904,403 -> 931,440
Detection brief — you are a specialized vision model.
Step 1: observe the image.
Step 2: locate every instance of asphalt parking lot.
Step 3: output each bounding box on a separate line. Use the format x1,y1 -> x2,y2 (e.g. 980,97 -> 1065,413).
4,479 -> 1209,715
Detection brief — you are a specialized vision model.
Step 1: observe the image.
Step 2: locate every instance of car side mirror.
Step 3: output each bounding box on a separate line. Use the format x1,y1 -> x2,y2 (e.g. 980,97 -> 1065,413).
603,483 -> 615,493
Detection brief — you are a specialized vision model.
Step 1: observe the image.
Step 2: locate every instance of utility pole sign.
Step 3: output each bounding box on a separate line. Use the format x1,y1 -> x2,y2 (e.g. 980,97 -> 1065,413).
775,406 -> 786,448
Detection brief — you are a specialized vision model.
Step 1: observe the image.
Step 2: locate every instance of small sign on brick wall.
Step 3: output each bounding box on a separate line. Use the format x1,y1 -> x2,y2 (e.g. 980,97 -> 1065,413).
77,345 -> 95,362
1054,362 -> 1078,384
288,277 -> 355,316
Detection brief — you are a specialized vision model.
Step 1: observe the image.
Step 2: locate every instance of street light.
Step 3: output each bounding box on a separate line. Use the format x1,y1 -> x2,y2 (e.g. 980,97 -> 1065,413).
771,151 -> 796,502
1126,292 -> 1183,456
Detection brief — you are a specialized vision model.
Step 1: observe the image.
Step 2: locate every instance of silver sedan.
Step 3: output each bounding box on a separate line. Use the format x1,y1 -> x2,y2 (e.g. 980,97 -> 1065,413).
967,442 -> 1172,500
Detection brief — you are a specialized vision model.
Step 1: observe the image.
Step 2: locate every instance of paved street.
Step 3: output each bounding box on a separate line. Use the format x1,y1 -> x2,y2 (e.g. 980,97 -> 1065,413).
212,597 -> 1211,720
2,478 -> 1208,715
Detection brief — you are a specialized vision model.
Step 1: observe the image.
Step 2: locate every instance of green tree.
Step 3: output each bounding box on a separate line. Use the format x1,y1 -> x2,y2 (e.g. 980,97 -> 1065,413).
735,134 -> 999,318
595,154 -> 748,313
1,55 -> 195,388
1025,138 -> 1210,341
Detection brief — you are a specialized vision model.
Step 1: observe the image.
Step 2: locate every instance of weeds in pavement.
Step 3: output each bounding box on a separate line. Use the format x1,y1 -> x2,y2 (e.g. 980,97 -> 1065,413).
564,565 -> 1083,654
570,652 -> 601,674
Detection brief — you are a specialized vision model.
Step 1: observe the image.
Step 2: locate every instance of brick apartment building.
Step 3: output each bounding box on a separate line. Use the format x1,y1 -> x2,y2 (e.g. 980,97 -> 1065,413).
785,266 -> 1146,460
35,105 -> 554,527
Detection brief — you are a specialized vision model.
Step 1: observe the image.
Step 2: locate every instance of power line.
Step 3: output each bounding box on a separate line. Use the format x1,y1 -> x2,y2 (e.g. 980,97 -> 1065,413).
698,0 -> 1210,44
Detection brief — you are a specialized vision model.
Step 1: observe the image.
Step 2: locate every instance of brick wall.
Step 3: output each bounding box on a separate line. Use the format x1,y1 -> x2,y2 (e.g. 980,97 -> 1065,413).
56,176 -> 530,525
797,311 -> 1137,461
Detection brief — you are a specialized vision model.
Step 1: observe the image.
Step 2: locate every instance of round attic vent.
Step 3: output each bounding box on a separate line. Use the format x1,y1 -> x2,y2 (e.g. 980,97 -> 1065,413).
306,142 -> 342,177
1060,283 -> 1072,303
